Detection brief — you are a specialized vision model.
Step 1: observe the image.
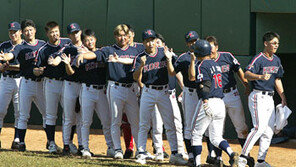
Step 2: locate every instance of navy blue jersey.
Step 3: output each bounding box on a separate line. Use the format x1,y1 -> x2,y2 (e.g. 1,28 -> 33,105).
0,40 -> 23,77
80,49 -> 107,85
134,47 -> 171,86
245,52 -> 284,91
196,59 -> 224,99
37,38 -> 71,79
11,40 -> 46,79
174,51 -> 197,88
132,42 -> 145,52
168,75 -> 177,90
214,51 -> 240,89
98,44 -> 141,83
62,43 -> 87,82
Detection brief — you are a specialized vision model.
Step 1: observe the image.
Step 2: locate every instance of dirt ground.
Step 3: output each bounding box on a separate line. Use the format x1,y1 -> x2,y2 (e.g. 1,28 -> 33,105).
1,124 -> 296,167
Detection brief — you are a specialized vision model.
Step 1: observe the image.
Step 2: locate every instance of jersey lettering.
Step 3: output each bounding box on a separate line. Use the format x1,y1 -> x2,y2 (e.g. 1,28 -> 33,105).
143,61 -> 167,72
263,66 -> 279,74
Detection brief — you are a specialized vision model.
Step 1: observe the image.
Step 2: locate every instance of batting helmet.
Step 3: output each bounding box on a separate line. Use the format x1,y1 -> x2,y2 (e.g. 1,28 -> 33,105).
192,40 -> 212,57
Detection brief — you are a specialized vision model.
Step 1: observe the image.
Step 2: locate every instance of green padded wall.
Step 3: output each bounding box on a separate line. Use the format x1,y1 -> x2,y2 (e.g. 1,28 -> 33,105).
63,0 -> 107,46
0,0 -> 20,42
202,0 -> 250,56
154,0 -> 201,53
20,0 -> 63,41
251,0 -> 296,13
256,13 -> 296,54
105,0 -> 153,46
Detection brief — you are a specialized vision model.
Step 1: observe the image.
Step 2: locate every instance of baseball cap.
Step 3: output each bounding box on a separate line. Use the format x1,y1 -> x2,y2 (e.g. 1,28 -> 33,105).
185,31 -> 199,42
67,23 -> 80,34
142,29 -> 156,41
8,22 -> 21,31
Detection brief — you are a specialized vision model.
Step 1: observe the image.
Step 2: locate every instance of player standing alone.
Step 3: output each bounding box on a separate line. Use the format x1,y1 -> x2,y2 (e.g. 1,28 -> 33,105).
238,32 -> 287,167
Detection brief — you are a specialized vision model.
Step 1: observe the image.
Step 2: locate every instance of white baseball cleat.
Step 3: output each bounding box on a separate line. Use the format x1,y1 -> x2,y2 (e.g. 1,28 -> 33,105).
182,152 -> 189,160
255,161 -> 272,167
69,143 -> 78,154
114,150 -> 123,159
48,141 -> 57,154
154,152 -> 164,161
238,156 -> 247,167
82,149 -> 92,159
135,154 -> 146,165
144,151 -> 155,160
107,147 -> 115,157
169,153 -> 187,165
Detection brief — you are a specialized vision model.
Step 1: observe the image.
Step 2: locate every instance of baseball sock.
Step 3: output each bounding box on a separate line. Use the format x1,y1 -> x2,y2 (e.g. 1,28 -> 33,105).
205,136 -> 214,157
238,138 -> 246,148
192,146 -> 202,165
70,125 -> 76,142
18,129 -> 27,143
257,159 -> 265,163
46,125 -> 55,142
184,139 -> 192,154
218,140 -> 233,156
213,146 -> 222,159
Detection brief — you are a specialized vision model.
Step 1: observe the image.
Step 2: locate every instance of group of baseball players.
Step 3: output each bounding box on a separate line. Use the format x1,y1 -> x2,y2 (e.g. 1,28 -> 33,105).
0,19 -> 287,167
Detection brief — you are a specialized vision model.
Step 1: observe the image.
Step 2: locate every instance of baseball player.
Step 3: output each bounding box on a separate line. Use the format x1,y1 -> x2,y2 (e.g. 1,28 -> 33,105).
133,29 -> 187,165
188,40 -> 239,167
173,31 -> 199,163
205,36 -> 254,166
76,24 -> 140,159
0,22 -> 23,149
79,29 -> 114,158
0,19 -> 47,151
238,32 -> 286,167
35,21 -> 71,154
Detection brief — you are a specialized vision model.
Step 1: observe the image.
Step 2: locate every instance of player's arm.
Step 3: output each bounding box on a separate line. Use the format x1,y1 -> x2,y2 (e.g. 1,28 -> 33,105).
188,52 -> 196,81
6,64 -> 20,71
48,56 -> 62,66
0,52 -> 14,61
176,72 -> 184,90
275,78 -> 287,106
61,53 -> 75,75
244,71 -> 270,81
164,47 -> 176,76
76,52 -> 96,67
108,52 -> 134,65
133,56 -> 146,82
236,68 -> 250,94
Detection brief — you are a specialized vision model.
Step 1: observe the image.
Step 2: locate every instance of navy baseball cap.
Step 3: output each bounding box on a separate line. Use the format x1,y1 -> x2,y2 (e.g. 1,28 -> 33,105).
142,29 -> 156,41
185,31 -> 199,42
8,22 -> 21,31
67,23 -> 80,34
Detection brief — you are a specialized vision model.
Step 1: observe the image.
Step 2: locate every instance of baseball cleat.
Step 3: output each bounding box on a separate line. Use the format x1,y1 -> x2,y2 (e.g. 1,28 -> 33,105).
11,141 -> 20,150
123,149 -> 133,159
48,141 -> 58,154
18,143 -> 26,152
144,151 -> 155,160
206,155 -> 217,165
238,156 -> 247,167
163,151 -> 169,158
154,152 -> 164,161
114,150 -> 123,159
107,147 -> 115,157
169,153 -> 187,165
247,156 -> 255,167
135,153 -> 146,165
182,152 -> 189,160
62,145 -> 71,156
69,143 -> 78,154
254,161 -> 272,167
229,152 -> 239,167
82,149 -> 92,159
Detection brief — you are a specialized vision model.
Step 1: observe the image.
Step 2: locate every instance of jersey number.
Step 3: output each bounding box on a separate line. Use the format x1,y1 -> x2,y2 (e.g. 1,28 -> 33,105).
213,74 -> 222,88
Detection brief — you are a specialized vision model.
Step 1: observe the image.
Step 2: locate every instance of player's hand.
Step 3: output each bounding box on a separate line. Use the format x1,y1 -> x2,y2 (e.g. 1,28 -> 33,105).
77,46 -> 89,54
76,54 -> 83,67
164,46 -> 173,61
140,56 -> 146,66
108,52 -> 119,63
203,102 -> 213,117
48,56 -> 54,65
61,53 -> 71,65
260,73 -> 271,80
178,91 -> 183,103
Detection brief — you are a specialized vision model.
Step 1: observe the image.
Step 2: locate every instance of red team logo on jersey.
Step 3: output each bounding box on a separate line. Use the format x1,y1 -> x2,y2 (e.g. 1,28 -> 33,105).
263,66 -> 279,74
221,64 -> 230,73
